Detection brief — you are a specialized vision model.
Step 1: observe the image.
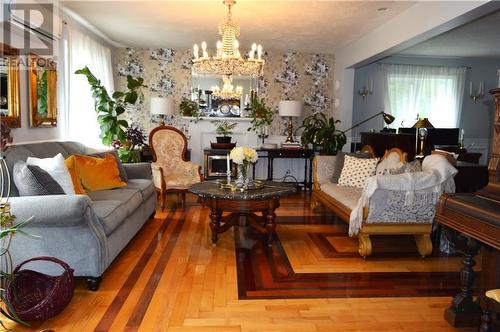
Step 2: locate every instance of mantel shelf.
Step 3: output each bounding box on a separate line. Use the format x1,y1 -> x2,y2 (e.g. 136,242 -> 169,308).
181,116 -> 253,122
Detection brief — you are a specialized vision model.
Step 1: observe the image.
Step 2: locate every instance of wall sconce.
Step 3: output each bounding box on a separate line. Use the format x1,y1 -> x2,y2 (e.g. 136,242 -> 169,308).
469,81 -> 484,103
358,80 -> 373,100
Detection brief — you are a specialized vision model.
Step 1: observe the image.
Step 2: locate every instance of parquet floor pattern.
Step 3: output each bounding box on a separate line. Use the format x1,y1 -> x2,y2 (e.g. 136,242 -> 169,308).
5,194 -> 474,332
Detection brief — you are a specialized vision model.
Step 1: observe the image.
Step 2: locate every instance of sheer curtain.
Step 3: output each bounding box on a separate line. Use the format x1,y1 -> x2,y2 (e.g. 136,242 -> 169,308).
64,24 -> 114,148
382,64 -> 466,128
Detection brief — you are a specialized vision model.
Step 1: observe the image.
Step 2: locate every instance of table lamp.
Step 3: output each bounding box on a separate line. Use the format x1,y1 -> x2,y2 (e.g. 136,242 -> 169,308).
279,100 -> 303,143
150,97 -> 175,126
412,118 -> 434,158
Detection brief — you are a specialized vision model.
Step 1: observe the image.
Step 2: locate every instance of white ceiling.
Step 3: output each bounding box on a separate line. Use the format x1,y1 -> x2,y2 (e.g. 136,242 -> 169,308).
399,9 -> 500,58
61,0 -> 416,53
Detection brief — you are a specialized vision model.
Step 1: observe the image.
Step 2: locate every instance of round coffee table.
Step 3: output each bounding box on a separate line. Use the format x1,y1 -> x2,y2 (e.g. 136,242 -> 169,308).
189,180 -> 297,246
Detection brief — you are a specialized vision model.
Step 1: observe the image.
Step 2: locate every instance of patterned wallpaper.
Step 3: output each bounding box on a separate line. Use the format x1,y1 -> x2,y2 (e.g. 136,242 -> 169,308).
113,48 -> 335,135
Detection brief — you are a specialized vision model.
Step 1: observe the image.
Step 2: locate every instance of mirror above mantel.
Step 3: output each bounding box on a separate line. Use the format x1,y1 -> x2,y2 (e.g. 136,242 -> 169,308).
191,73 -> 257,118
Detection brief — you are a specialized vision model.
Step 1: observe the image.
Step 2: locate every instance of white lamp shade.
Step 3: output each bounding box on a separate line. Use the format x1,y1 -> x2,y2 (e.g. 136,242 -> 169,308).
150,97 -> 175,115
279,100 -> 303,117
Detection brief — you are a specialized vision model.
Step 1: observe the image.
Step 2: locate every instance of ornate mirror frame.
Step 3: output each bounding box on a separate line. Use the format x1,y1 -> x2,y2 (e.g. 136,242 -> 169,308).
29,54 -> 58,127
0,43 -> 21,128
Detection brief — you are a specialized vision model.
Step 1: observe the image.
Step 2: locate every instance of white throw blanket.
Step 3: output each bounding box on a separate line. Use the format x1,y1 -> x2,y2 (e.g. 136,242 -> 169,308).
349,155 -> 458,236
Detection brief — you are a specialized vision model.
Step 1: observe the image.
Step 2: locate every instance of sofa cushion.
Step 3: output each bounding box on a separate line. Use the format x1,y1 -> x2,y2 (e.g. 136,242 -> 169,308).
320,183 -> 362,211
71,154 -> 127,192
89,149 -> 128,182
338,155 -> 379,189
13,163 -> 65,196
87,188 -> 143,218
125,179 -> 155,201
26,153 -> 76,195
91,200 -> 128,236
331,151 -> 372,183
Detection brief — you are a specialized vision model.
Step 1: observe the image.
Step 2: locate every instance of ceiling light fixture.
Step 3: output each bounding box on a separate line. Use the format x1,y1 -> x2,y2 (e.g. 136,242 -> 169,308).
192,0 -> 264,77
211,75 -> 243,100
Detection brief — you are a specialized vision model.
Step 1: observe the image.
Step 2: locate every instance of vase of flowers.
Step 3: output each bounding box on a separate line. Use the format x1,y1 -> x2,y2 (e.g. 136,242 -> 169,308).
229,146 -> 258,189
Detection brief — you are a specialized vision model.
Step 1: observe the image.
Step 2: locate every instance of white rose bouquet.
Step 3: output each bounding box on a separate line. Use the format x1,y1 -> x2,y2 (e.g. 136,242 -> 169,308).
229,146 -> 258,165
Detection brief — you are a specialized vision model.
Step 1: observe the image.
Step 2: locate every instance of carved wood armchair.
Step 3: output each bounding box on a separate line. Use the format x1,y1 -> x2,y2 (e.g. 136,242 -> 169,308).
149,126 -> 202,210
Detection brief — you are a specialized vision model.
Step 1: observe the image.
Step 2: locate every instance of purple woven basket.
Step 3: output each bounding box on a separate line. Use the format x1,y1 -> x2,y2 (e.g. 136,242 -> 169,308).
6,256 -> 74,321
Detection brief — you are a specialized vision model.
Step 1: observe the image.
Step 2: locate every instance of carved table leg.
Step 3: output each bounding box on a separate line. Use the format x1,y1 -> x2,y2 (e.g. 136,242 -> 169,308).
480,307 -> 491,332
444,232 -> 482,327
264,200 -> 278,246
209,208 -> 221,244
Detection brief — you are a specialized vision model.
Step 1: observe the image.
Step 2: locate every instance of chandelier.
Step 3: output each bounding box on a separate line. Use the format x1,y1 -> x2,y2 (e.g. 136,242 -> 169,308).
211,75 -> 243,100
192,0 -> 264,77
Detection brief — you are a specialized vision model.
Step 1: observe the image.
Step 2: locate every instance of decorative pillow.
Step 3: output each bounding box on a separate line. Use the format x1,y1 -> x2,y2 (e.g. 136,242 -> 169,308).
338,155 -> 379,189
72,154 -> 127,191
26,153 -> 75,194
65,155 -> 87,195
331,151 -> 372,183
88,149 -> 128,181
13,162 -> 65,196
404,160 -> 422,173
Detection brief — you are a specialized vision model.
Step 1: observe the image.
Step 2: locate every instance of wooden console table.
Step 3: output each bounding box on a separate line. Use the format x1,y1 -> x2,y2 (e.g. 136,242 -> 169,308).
189,181 -> 296,246
260,148 -> 314,190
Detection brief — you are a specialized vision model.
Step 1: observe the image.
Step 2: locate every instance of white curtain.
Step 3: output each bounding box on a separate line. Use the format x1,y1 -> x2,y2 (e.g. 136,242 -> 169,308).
382,64 -> 466,128
64,24 -> 114,148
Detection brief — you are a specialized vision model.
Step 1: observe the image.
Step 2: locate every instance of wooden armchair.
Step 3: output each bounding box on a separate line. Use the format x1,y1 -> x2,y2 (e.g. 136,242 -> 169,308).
149,126 -> 202,210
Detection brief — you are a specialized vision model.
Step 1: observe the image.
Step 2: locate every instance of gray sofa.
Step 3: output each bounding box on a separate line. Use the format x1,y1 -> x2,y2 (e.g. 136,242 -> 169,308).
5,141 -> 156,290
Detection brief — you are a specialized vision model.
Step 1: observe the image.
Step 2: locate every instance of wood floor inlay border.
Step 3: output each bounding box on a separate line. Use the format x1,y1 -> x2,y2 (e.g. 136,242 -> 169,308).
94,207 -> 180,332
235,226 -> 464,299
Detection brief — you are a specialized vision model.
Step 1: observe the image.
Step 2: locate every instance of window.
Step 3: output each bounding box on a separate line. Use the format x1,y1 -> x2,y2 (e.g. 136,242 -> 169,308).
62,24 -> 114,148
383,64 -> 466,128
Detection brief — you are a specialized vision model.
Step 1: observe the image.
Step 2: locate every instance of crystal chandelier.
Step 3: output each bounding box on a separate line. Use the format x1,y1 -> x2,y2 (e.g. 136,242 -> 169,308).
211,75 -> 243,100
192,0 -> 264,77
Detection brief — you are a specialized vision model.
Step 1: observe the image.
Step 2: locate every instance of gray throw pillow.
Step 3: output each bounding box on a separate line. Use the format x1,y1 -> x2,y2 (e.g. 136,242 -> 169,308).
331,151 -> 372,183
88,149 -> 128,182
13,162 -> 65,196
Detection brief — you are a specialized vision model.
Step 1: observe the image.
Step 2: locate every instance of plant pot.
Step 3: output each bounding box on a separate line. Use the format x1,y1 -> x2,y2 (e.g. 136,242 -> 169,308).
216,136 -> 232,144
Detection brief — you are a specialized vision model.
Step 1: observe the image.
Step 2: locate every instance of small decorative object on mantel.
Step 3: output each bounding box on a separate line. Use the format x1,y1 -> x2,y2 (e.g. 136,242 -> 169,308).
228,146 -> 258,190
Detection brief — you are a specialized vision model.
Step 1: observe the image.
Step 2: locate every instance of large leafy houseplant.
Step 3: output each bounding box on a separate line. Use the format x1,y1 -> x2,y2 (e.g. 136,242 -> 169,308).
114,125 -> 147,163
298,112 -> 347,155
75,67 -> 146,146
247,97 -> 275,134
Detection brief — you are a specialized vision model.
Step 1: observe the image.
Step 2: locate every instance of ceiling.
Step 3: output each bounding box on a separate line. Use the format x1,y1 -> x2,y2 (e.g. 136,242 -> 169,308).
61,0 -> 416,53
399,9 -> 500,58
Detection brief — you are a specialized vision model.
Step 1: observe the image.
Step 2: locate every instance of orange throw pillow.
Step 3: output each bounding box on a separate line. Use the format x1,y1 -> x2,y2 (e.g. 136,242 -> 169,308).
65,155 -> 86,194
71,154 -> 127,192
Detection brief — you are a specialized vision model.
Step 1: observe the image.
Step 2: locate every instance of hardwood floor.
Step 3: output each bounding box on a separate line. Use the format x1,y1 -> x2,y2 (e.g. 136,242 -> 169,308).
5,193 -> 475,332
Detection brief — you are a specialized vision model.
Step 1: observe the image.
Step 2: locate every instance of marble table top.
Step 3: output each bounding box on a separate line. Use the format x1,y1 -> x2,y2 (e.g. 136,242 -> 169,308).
189,180 -> 297,200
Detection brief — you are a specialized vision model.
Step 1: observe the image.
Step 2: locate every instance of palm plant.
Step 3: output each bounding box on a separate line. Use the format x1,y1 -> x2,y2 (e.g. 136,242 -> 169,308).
298,112 -> 346,155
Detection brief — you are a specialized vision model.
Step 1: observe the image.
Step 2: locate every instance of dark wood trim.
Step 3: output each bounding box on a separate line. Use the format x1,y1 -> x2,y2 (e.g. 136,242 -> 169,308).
148,125 -> 189,163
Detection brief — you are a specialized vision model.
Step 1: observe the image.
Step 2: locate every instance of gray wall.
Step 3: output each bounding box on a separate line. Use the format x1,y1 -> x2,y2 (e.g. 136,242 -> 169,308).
352,56 -> 500,141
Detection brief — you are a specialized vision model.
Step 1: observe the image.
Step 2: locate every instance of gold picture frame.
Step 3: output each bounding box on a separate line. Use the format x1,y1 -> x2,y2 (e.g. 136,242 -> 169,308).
1,43 -> 21,128
29,54 -> 57,128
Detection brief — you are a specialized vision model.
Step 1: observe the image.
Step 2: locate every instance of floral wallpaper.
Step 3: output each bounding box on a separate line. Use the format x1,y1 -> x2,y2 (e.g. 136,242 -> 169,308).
113,48 -> 334,136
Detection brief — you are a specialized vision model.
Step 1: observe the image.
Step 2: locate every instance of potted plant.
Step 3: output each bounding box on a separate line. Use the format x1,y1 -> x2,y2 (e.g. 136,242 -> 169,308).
75,66 -> 146,146
179,97 -> 201,120
247,97 -> 275,135
298,112 -> 347,155
212,120 -> 237,144
113,124 -> 147,163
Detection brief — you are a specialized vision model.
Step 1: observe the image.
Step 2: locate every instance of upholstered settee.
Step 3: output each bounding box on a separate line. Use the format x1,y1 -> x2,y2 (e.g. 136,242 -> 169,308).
311,149 -> 457,258
5,141 -> 156,290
